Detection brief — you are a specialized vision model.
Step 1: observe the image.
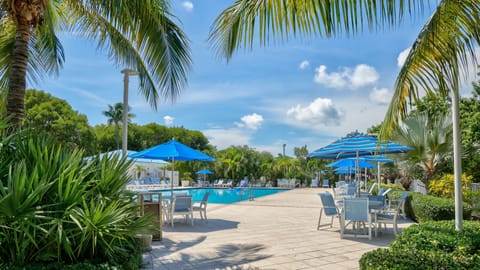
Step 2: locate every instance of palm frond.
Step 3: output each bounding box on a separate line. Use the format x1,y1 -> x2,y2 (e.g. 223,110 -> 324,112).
209,0 -> 426,61
67,0 -> 191,107
381,0 -> 480,138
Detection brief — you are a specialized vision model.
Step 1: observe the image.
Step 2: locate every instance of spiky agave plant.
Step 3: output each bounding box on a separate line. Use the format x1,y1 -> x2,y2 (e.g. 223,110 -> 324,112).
0,126 -> 151,267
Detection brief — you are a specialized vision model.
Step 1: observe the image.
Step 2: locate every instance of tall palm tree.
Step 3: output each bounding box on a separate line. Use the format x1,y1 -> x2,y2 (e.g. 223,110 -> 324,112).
209,0 -> 480,230
0,0 -> 191,129
102,102 -> 135,150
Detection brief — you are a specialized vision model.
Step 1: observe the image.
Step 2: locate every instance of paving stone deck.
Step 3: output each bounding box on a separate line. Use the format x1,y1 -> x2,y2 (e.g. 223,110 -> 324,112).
142,188 -> 414,270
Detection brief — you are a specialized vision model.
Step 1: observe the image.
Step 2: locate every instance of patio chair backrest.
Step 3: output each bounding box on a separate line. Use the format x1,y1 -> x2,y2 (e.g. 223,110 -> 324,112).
368,183 -> 377,194
381,188 -> 393,196
344,198 -> 369,221
200,192 -> 210,206
368,195 -> 386,207
336,181 -> 347,188
322,179 -> 329,187
173,196 -> 192,212
319,192 -> 338,216
346,184 -> 356,196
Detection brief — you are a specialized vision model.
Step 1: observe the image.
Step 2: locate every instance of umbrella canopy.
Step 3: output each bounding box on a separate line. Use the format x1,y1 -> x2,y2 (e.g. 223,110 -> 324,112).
334,167 -> 355,175
307,132 -> 411,159
130,139 -> 215,196
308,132 -> 411,193
196,169 -> 214,175
85,149 -> 170,165
130,139 -> 215,162
326,158 -> 375,169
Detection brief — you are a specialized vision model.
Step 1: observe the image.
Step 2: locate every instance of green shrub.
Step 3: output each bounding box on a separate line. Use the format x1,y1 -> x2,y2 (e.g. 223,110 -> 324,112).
428,173 -> 473,198
0,130 -> 151,268
360,221 -> 480,269
408,192 -> 472,222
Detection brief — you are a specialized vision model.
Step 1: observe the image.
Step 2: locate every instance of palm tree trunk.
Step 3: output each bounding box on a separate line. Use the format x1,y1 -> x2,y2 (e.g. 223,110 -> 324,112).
7,21 -> 31,130
452,83 -> 463,231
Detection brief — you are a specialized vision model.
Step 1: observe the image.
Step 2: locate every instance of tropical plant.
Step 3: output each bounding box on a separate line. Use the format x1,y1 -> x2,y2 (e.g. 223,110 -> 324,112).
102,103 -> 135,150
429,173 -> 473,198
0,124 -> 151,267
23,89 -> 96,153
393,112 -> 453,183
1,0 -> 191,129
209,0 -> 480,229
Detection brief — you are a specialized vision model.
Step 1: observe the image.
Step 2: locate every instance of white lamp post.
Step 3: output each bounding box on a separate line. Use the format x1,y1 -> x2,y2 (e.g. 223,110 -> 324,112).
121,68 -> 139,156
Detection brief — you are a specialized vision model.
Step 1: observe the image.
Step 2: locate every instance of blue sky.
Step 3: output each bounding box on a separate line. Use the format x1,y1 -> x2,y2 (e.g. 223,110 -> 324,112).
34,1 -> 477,156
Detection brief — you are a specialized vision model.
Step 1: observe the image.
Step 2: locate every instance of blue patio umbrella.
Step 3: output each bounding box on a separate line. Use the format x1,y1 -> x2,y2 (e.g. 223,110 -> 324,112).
196,168 -> 214,183
308,132 -> 411,193
130,139 -> 215,196
328,159 -> 375,183
196,169 -> 214,175
326,158 -> 375,169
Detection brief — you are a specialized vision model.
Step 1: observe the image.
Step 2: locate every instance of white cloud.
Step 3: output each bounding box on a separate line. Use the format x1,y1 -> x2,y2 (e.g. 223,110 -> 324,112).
203,128 -> 251,150
369,87 -> 392,105
182,1 -> 194,12
238,113 -> 264,130
314,64 -> 379,89
286,98 -> 344,127
397,47 -> 411,67
163,115 -> 174,125
299,60 -> 310,70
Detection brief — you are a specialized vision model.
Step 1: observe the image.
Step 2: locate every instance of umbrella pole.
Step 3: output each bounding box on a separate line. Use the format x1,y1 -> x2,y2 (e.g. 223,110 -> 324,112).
171,157 -> 175,198
377,162 -> 381,194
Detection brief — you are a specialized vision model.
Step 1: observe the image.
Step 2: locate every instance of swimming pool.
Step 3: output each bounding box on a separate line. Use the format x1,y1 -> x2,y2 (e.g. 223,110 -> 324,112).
152,187 -> 289,204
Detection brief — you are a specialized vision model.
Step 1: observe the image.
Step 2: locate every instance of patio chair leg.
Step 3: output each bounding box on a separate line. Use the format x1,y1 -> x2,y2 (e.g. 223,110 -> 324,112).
317,209 -> 323,230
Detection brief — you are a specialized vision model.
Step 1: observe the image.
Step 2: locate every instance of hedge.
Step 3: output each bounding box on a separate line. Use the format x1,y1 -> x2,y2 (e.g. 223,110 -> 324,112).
359,221 -> 480,269
405,192 -> 472,222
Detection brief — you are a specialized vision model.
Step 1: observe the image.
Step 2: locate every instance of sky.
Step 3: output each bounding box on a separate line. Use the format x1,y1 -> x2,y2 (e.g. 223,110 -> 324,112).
34,1 -> 478,156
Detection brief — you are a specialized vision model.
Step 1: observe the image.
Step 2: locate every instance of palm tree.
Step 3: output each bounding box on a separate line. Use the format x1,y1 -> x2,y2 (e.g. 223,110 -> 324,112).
209,0 -> 480,230
0,0 -> 191,129
102,103 -> 135,150
394,113 -> 453,184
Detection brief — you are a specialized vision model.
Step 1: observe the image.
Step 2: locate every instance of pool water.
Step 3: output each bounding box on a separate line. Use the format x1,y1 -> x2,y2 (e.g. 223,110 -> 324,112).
153,187 -> 289,204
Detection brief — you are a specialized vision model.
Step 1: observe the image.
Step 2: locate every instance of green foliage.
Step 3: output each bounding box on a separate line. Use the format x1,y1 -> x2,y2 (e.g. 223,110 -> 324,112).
428,173 -> 473,198
0,130 -> 150,267
461,78 -> 480,181
360,221 -> 480,270
23,89 -> 96,154
407,193 -> 472,222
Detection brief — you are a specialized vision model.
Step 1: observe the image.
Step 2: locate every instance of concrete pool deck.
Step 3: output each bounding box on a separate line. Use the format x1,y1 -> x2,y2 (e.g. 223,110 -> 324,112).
142,188 -> 415,270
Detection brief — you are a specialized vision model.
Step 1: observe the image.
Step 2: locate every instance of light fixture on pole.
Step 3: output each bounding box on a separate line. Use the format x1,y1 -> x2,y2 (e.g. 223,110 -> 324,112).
121,68 -> 139,156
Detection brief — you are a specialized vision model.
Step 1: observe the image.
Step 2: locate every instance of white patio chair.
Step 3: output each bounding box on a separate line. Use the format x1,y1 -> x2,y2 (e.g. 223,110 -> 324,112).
317,192 -> 339,230
169,195 -> 193,227
193,192 -> 210,223
340,197 -> 372,240
387,191 -> 408,219
374,198 -> 402,236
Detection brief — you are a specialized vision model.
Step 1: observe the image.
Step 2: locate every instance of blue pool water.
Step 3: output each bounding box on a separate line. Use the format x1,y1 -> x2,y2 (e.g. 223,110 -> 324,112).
152,187 -> 289,204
